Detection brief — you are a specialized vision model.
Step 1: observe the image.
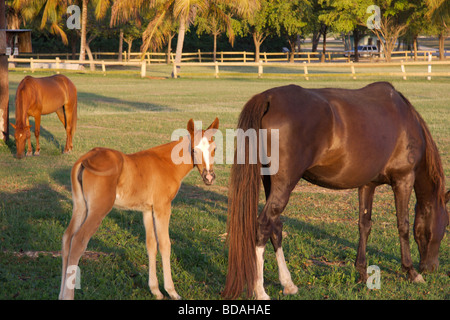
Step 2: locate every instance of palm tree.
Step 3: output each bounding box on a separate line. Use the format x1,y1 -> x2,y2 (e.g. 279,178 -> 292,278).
195,1 -> 237,62
112,0 -> 259,77
13,0 -> 69,45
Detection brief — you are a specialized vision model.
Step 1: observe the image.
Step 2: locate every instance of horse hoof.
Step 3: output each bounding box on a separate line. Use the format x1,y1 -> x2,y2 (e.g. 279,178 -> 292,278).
413,274 -> 425,283
26,152 -> 33,157
34,151 -> 40,156
283,284 -> 298,295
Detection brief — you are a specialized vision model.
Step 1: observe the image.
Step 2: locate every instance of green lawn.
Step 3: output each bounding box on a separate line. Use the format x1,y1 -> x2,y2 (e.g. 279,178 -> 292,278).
0,69 -> 448,300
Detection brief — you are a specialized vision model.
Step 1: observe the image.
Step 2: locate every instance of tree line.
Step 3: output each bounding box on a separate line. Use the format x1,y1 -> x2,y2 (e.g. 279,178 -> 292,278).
5,0 -> 450,66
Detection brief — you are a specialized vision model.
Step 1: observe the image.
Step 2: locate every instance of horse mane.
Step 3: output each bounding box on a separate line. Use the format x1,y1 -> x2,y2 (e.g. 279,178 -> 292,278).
15,76 -> 34,127
397,91 -> 446,205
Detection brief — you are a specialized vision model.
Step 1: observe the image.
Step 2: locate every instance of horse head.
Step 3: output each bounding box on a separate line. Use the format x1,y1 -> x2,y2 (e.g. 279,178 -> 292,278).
11,123 -> 31,159
187,118 -> 219,186
415,189 -> 449,273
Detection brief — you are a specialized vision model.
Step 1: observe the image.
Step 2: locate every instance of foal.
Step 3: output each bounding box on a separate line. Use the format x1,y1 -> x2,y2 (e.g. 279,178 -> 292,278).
59,118 -> 219,300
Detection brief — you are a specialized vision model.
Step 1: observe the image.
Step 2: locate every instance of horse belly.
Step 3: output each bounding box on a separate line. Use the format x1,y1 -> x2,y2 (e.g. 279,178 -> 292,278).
114,192 -> 152,211
41,95 -> 66,114
303,164 -> 386,190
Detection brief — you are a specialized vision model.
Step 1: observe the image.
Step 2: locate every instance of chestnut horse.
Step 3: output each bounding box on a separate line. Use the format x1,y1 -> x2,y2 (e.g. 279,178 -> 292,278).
59,118 -> 219,300
222,82 -> 449,300
11,74 -> 77,159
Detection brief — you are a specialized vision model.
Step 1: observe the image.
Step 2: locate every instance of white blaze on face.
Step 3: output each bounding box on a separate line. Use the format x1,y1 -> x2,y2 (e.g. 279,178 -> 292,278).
194,136 -> 213,170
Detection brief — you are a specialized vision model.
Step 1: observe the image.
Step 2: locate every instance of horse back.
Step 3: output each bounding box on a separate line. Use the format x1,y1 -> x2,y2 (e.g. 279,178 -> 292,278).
260,82 -> 426,188
20,75 -> 77,115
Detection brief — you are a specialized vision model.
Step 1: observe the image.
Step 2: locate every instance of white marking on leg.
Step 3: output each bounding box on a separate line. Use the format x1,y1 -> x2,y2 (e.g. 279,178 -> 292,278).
254,246 -> 270,300
276,248 -> 298,295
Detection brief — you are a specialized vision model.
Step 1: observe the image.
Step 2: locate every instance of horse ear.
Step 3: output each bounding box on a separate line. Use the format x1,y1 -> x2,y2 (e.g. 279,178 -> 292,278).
11,123 -> 16,129
187,119 -> 195,134
445,190 -> 450,204
207,117 -> 219,130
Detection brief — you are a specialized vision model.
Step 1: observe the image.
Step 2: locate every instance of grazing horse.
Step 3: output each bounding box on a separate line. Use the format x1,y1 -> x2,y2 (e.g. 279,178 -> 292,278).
59,118 -> 219,300
11,74 -> 77,159
222,82 -> 449,300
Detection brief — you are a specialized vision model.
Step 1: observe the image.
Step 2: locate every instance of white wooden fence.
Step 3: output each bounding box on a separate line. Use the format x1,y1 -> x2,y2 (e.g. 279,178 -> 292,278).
8,52 -> 449,80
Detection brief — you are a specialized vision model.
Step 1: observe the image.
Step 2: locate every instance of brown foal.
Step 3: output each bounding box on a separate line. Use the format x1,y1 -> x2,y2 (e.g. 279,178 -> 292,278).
59,118 -> 219,300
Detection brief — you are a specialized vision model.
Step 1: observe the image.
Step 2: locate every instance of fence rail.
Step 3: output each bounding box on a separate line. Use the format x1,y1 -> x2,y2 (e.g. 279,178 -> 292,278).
172,59 -> 450,80
8,57 -> 148,77
8,54 -> 450,80
17,49 -> 438,64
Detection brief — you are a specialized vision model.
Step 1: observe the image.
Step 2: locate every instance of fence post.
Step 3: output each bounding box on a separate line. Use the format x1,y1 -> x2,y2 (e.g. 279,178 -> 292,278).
214,61 -> 219,78
141,60 -> 146,78
101,60 -> 106,76
55,57 -> 60,74
427,53 -> 432,80
303,61 -> 309,80
30,57 -> 34,73
198,49 -> 202,63
401,60 -> 407,80
173,63 -> 178,79
350,61 -> 356,79
220,52 -> 224,63
243,51 -> 246,63
258,60 -> 263,78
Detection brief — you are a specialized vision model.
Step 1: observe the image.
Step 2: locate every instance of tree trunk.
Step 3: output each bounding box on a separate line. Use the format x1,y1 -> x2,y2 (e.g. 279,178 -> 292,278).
438,32 -> 445,61
166,33 -> 174,64
321,24 -> 327,62
312,28 -> 321,52
252,32 -> 266,62
0,1 -> 9,143
173,16 -> 187,78
79,0 -> 88,61
86,35 -> 96,71
125,39 -> 133,58
213,33 -> 218,62
353,29 -> 359,62
413,34 -> 418,61
118,29 -> 123,62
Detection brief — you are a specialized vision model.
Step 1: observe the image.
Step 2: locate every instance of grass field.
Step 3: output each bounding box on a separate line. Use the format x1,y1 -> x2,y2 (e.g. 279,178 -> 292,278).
0,69 -> 448,300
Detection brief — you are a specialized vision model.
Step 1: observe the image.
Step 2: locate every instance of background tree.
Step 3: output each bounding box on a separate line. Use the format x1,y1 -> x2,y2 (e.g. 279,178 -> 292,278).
112,0 -> 259,76
426,0 -> 450,60
194,2 -> 235,62
267,0 -> 310,62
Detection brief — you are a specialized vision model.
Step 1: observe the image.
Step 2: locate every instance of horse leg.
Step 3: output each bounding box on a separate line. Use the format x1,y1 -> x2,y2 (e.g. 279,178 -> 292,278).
59,173 -> 116,300
262,176 -> 298,296
59,179 -> 87,300
33,114 -> 41,156
56,106 -> 73,153
255,185 -> 293,300
142,209 -> 164,300
25,117 -> 33,156
153,202 -> 181,300
355,183 -> 376,283
392,173 -> 424,283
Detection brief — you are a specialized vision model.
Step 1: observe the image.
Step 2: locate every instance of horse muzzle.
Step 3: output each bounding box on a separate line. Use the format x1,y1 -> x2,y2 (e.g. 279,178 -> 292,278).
202,169 -> 215,185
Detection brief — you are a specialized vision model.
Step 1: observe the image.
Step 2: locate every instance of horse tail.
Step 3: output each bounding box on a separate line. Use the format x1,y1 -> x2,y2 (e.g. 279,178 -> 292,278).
397,91 -> 445,205
222,92 -> 270,299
